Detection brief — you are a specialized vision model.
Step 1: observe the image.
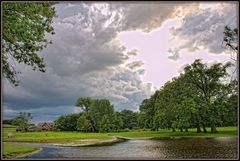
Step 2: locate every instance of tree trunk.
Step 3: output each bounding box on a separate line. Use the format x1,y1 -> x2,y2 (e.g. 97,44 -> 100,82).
185,128 -> 188,132
203,126 -> 207,133
197,125 -> 202,133
180,128 -> 183,132
211,125 -> 218,133
172,128 -> 176,132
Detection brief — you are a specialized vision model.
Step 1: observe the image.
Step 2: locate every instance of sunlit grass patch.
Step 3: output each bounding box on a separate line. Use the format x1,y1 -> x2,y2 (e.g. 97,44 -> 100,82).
3,144 -> 40,159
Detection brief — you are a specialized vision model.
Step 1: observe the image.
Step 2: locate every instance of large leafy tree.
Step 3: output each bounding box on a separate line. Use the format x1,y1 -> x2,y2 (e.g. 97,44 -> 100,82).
54,113 -> 80,131
75,97 -> 116,132
142,59 -> 236,133
2,2 -> 56,86
183,59 -> 233,133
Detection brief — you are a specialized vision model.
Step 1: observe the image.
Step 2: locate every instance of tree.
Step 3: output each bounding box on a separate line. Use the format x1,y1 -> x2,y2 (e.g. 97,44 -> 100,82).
119,109 -> 139,130
89,99 -> 115,132
112,112 -> 123,132
77,113 -> 93,132
2,2 -> 56,86
183,59 -> 233,133
3,119 -> 13,125
12,112 -> 32,132
75,97 -> 97,131
99,115 -> 111,133
139,94 -> 157,129
223,26 -> 238,60
75,97 -> 116,132
54,113 -> 80,131
143,59 -> 235,133
75,97 -> 93,113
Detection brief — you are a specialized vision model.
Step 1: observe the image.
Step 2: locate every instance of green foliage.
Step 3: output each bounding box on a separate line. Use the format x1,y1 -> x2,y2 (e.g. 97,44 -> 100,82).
12,112 -> 33,132
119,109 -> 139,129
99,115 -> 111,133
139,59 -> 236,133
184,59 -> 233,132
3,119 -> 13,125
139,96 -> 156,129
112,112 -> 123,131
54,113 -> 80,131
75,97 -> 119,133
2,2 -> 56,86
75,97 -> 93,112
55,97 -> 139,133
77,113 -> 93,132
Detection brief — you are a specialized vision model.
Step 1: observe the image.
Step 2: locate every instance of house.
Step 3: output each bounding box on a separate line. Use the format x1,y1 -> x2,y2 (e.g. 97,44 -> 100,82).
36,122 -> 56,131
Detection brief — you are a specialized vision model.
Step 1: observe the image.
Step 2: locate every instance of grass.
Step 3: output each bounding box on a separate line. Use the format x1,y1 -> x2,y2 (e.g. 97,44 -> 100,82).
2,126 -> 237,159
109,126 -> 238,138
3,144 -> 40,159
3,125 -> 237,143
3,127 -> 111,143
3,124 -> 18,128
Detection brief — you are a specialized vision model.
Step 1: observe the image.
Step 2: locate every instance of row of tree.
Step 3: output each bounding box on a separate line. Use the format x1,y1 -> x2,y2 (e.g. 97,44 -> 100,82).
139,59 -> 237,133
54,98 -> 140,132
55,59 -> 237,133
3,112 -> 34,132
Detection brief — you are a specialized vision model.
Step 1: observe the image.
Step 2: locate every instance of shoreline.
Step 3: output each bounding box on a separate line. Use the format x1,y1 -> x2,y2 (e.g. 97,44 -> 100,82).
4,136 -> 128,147
15,148 -> 43,159
51,136 -> 128,147
4,135 -> 237,146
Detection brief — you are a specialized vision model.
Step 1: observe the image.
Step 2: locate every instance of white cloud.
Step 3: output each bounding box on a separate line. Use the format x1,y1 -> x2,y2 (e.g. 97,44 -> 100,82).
168,2 -> 238,60
4,2 -> 234,122
3,2 -> 157,121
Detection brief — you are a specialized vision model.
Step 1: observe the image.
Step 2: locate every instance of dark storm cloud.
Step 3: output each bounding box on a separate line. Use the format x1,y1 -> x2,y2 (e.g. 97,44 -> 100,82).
3,2 -> 207,122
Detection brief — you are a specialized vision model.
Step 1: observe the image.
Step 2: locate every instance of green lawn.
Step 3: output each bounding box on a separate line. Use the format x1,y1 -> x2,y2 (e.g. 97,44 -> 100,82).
2,126 -> 237,159
3,125 -> 237,143
3,144 -> 40,159
3,126 -> 111,143
109,126 -> 238,138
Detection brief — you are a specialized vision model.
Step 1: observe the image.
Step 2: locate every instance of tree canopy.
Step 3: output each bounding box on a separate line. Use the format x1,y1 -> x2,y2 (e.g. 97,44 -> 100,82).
139,59 -> 237,133
2,2 -> 56,86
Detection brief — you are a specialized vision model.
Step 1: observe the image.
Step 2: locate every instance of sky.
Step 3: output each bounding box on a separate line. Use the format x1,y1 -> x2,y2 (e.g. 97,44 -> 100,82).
3,1 -> 238,123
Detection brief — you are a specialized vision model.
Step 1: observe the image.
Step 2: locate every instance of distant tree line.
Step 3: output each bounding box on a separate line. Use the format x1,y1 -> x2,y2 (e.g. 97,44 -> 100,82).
139,59 -> 237,133
3,112 -> 35,132
54,97 -> 140,132
54,60 -> 237,133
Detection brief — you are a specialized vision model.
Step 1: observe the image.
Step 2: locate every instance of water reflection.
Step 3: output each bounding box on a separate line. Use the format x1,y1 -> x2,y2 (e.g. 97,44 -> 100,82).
21,137 -> 238,159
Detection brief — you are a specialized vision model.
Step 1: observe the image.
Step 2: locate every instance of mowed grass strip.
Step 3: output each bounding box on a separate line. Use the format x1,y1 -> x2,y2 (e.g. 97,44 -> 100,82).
3,144 -> 40,159
108,126 -> 238,138
3,126 -> 111,143
3,126 -> 237,143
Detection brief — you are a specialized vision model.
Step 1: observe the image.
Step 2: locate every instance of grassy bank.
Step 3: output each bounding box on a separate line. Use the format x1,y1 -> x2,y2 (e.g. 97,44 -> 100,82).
3,125 -> 111,143
3,144 -> 40,159
3,125 -> 237,143
109,126 -> 238,139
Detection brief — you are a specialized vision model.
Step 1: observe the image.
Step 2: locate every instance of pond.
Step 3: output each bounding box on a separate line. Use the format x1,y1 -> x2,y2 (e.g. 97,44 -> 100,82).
17,137 -> 238,159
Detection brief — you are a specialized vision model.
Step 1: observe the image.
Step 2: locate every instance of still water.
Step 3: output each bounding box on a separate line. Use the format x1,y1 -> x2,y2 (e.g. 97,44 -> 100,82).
19,137 -> 238,159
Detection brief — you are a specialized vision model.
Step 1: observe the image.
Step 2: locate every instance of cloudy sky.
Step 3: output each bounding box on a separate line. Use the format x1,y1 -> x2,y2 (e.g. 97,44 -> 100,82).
3,1 -> 238,123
